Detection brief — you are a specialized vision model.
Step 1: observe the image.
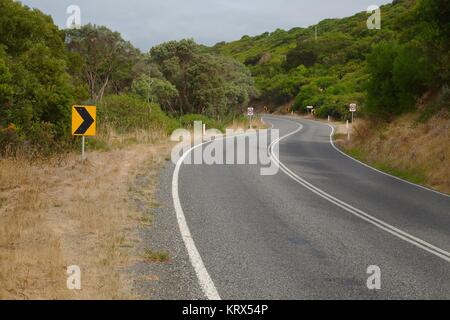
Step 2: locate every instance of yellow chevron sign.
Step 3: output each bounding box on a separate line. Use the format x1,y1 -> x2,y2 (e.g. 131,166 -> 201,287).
72,105 -> 96,136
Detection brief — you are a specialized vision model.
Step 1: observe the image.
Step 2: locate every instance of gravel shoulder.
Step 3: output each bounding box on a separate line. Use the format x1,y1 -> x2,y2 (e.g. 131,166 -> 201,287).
129,161 -> 204,300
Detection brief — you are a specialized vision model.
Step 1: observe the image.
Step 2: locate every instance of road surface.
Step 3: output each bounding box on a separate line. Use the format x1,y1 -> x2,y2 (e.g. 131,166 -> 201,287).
173,115 -> 450,299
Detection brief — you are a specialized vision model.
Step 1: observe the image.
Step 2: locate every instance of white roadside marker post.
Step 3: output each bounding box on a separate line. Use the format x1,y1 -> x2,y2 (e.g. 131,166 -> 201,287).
346,120 -> 350,141
202,123 -> 206,142
349,103 -> 357,141
247,107 -> 254,129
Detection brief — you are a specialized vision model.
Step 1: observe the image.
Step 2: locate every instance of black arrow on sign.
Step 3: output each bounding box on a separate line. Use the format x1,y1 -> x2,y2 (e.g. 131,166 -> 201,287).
74,107 -> 94,135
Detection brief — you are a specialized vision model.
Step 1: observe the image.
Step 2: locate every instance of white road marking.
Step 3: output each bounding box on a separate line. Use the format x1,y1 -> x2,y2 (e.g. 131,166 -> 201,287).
264,116 -> 450,263
323,122 -> 450,198
172,131 -> 258,300
172,141 -> 221,300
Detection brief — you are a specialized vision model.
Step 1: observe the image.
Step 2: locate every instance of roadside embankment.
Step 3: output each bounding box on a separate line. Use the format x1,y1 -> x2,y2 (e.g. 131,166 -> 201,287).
335,110 -> 449,194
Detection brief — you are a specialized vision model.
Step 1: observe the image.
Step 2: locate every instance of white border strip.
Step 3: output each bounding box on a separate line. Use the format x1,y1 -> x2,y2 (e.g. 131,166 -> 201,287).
172,131 -> 258,300
323,122 -> 450,198
281,115 -> 450,198
172,142 -> 221,300
265,117 -> 450,263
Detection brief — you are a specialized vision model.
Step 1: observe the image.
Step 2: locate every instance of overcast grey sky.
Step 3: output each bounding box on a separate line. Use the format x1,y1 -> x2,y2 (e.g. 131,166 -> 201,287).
20,0 -> 392,51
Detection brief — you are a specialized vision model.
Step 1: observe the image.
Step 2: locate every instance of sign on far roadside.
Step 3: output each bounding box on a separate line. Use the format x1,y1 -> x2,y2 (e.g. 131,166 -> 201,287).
72,105 -> 96,162
72,105 -> 96,136
247,107 -> 254,117
349,103 -> 357,113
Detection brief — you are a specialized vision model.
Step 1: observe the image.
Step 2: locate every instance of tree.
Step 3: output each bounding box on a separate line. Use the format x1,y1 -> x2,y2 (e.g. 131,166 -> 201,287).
132,75 -> 179,113
0,0 -> 83,153
66,24 -> 141,102
147,39 -> 257,118
286,43 -> 318,69
366,41 -> 429,118
0,47 -> 13,106
417,0 -> 450,85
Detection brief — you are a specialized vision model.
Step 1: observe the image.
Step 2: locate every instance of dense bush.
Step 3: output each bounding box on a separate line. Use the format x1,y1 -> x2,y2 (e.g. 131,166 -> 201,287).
179,114 -> 225,132
366,41 -> 430,118
0,1 -> 259,156
214,0 -> 448,120
0,0 -> 86,155
66,24 -> 141,102
97,94 -> 178,135
213,1 -> 410,111
417,0 -> 450,85
131,75 -> 179,113
147,39 -> 258,119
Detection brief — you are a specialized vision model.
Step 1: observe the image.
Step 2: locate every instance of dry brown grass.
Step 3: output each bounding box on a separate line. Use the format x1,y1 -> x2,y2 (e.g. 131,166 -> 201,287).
226,117 -> 268,131
0,137 -> 172,299
95,124 -> 169,149
337,110 -> 450,194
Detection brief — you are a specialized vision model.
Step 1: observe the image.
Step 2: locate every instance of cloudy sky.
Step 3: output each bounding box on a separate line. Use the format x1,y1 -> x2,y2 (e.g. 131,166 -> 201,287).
20,0 -> 392,51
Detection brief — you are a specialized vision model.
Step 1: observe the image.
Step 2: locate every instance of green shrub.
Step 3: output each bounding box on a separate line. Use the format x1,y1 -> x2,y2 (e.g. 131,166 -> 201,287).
179,114 -> 225,132
0,1 -> 86,156
416,85 -> 450,123
366,42 -> 430,118
0,124 -> 22,155
97,94 -> 178,135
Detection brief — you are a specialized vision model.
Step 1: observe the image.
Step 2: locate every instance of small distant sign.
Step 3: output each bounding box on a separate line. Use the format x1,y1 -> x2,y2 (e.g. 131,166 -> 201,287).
247,107 -> 254,116
306,106 -> 314,110
349,103 -> 357,113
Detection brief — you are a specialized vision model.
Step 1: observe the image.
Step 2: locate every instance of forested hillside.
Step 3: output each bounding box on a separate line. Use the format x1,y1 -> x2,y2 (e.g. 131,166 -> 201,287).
0,0 -> 256,156
1,0 -> 448,156
213,0 -> 449,120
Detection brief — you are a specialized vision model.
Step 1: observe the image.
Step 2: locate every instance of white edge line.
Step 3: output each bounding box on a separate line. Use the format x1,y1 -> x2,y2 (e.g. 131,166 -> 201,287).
294,117 -> 450,198
264,116 -> 450,263
172,131 -> 257,300
172,146 -> 221,300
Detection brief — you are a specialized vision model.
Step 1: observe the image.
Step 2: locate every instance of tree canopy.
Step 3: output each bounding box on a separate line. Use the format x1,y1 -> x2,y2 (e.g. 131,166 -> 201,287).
141,39 -> 257,119
0,0 -> 86,154
214,0 -> 447,120
66,24 -> 141,102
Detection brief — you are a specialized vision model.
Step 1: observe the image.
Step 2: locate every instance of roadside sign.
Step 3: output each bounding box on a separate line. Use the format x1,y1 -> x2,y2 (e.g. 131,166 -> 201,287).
72,105 -> 96,136
306,106 -> 314,110
247,107 -> 254,117
349,103 -> 357,113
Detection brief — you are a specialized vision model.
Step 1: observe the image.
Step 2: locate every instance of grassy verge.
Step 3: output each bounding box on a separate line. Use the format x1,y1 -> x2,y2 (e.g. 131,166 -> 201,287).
345,147 -> 427,185
335,111 -> 449,194
0,141 -> 172,299
0,94 -> 175,299
143,248 -> 169,263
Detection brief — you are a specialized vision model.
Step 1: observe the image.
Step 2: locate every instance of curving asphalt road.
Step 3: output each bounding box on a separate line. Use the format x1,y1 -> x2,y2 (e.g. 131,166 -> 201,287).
174,115 -> 450,299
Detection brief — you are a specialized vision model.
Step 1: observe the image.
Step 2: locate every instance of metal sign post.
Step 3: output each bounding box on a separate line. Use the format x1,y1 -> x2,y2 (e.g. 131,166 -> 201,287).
81,136 -> 85,161
247,107 -> 254,129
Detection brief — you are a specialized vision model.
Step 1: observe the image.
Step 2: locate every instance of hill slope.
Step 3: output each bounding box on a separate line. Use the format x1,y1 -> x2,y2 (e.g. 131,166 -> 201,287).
212,0 -> 416,118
